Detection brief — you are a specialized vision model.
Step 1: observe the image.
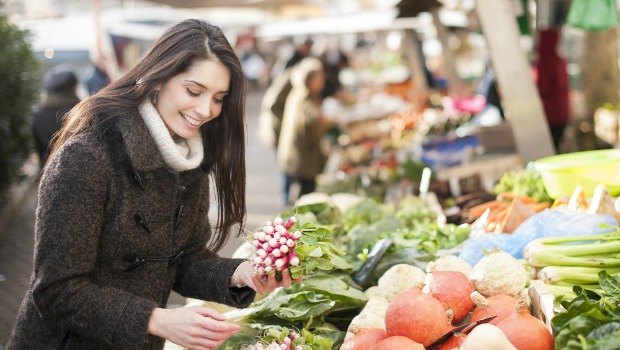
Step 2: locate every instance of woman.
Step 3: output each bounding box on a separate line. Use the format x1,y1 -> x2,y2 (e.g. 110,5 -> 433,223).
277,57 -> 330,205
8,19 -> 298,350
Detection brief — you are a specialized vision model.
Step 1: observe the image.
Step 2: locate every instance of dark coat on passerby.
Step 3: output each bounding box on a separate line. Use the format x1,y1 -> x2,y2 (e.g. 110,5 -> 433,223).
536,28 -> 570,150
86,65 -> 111,95
8,109 -> 254,350
33,69 -> 80,169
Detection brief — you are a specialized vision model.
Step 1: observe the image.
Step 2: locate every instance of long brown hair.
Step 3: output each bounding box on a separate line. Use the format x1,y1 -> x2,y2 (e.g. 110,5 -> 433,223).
50,19 -> 247,252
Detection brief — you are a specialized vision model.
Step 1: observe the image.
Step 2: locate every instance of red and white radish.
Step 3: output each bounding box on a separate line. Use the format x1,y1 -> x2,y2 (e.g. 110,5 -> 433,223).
248,215 -> 300,278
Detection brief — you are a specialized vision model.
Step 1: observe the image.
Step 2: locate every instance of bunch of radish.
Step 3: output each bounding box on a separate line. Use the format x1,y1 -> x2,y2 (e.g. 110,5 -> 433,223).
249,327 -> 333,350
249,216 -> 301,278
246,214 -> 348,280
252,331 -> 302,350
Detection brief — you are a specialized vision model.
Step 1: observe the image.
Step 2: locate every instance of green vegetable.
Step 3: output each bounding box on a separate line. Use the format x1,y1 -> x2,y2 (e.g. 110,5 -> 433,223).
552,271 -> 620,349
288,221 -> 350,280
523,233 -> 620,268
539,266 -> 620,285
255,327 -> 333,350
493,163 -> 552,203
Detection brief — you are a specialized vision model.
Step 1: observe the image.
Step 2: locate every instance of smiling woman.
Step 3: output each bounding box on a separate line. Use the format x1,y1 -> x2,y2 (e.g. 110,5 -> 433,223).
154,61 -> 230,139
7,19 -> 302,350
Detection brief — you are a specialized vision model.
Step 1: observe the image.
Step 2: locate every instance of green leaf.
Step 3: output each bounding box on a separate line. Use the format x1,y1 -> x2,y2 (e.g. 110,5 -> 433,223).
600,271 -> 620,299
308,247 -> 324,257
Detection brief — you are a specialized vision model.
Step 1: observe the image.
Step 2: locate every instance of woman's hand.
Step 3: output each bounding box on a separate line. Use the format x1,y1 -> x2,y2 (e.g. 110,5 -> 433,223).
232,261 -> 303,294
147,306 -> 239,350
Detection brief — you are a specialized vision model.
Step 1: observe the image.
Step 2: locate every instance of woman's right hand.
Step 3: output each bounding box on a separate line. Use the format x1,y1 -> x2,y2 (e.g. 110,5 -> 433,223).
147,306 -> 240,350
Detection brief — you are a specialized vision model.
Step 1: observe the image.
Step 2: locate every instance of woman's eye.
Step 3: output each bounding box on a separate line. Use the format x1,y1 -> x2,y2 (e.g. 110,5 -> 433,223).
213,98 -> 224,104
186,88 -> 200,97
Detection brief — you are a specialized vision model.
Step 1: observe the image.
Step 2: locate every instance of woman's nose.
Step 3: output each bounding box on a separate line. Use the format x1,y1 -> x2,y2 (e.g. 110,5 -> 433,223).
195,97 -> 211,118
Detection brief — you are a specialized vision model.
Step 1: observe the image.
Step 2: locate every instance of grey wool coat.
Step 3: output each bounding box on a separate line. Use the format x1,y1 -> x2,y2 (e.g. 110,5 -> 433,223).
7,108 -> 255,349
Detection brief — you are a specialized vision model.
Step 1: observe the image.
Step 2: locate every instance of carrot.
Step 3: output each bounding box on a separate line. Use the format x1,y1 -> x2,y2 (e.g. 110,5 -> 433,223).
527,202 -> 551,212
468,201 -> 508,218
498,192 -> 537,204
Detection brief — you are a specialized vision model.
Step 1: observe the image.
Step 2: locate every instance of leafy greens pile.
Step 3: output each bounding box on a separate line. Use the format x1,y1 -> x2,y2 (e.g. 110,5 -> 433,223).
552,271 -> 620,349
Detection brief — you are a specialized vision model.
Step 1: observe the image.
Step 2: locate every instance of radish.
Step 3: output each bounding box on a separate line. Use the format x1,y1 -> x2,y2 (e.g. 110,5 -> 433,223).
246,214 -> 346,280
250,327 -> 332,350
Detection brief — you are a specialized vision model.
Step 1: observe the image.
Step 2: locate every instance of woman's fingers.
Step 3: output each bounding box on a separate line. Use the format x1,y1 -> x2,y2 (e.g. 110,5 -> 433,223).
251,274 -> 267,294
193,306 -> 227,321
156,307 -> 239,350
248,269 -> 306,294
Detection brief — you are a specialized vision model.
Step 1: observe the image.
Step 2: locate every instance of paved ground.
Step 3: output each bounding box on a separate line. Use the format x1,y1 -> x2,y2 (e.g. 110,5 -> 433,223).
0,88 -> 283,346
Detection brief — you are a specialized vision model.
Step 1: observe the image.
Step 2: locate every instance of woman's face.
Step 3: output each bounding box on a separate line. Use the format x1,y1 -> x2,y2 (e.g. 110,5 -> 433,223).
156,59 -> 230,139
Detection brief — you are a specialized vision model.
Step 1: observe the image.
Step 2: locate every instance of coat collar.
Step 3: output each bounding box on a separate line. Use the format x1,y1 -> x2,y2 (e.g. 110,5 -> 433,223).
98,108 -> 209,184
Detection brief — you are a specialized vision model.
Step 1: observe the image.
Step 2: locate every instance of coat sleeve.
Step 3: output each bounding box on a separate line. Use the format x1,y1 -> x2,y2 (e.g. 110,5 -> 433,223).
171,174 -> 256,308
32,137 -> 158,348
173,254 -> 255,308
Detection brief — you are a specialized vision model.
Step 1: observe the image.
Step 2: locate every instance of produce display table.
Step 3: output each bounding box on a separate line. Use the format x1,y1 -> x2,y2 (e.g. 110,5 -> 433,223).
435,153 -> 522,196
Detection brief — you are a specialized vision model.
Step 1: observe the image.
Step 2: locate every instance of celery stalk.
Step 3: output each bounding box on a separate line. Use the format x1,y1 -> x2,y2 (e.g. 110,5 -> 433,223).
545,283 -> 605,301
524,235 -> 620,257
539,266 -> 620,285
525,250 -> 620,268
524,233 -> 620,268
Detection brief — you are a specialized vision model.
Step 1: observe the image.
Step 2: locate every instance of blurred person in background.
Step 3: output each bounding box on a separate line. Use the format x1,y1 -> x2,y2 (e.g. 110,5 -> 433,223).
319,41 -> 349,99
8,19 -> 299,350
241,47 -> 266,91
277,57 -> 331,205
284,37 -> 314,70
535,28 -> 570,153
257,66 -> 294,150
86,55 -> 112,95
32,65 -> 81,170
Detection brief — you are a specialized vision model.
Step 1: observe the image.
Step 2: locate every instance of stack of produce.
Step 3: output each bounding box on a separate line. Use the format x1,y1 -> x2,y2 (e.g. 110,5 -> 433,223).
524,227 -> 620,301
461,164 -> 554,234
552,271 -> 620,349
246,328 -> 332,350
341,250 -> 554,350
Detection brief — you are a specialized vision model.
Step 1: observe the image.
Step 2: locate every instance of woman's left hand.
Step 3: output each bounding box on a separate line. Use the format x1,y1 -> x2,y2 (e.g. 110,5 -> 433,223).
232,261 -> 303,294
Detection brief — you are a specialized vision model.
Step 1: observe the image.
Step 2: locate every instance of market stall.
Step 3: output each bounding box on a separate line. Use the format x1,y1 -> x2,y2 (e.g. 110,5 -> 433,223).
162,0 -> 620,349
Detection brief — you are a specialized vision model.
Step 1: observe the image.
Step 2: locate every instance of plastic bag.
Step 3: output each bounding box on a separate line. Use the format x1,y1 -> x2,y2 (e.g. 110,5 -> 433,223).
567,0 -> 620,32
459,208 -> 618,266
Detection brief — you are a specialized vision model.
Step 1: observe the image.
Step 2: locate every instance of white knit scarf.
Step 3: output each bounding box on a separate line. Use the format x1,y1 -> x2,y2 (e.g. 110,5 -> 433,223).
139,100 -> 204,171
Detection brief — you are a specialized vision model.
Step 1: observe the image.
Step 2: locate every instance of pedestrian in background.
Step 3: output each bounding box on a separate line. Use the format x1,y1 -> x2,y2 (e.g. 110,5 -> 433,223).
85,55 -> 111,95
284,38 -> 313,70
8,19 -> 299,350
257,66 -> 294,149
535,28 -> 570,153
277,57 -> 331,205
32,65 -> 80,170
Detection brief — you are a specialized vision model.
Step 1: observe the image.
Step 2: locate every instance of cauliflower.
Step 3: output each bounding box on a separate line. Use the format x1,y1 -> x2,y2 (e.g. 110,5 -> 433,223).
426,254 -> 473,278
361,296 -> 389,318
378,264 -> 426,302
347,312 -> 385,334
364,286 -> 381,299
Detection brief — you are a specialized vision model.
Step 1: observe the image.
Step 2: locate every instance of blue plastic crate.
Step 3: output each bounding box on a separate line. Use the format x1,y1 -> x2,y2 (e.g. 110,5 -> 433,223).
421,135 -> 480,170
